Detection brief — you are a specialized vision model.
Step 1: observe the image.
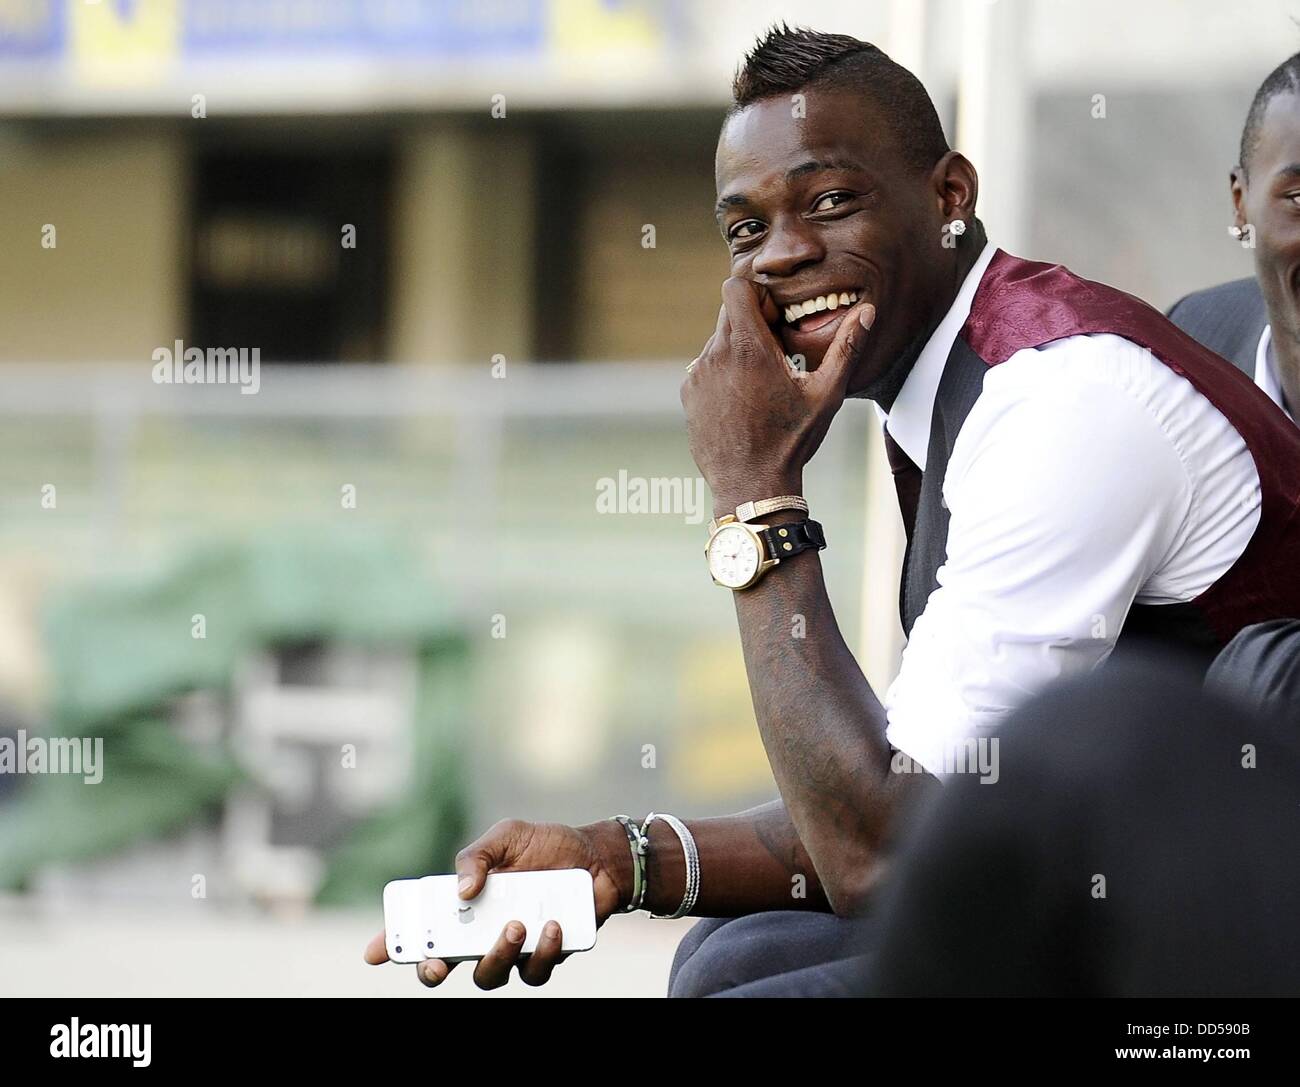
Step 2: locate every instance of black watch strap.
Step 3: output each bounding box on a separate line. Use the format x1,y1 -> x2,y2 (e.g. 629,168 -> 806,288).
759,519 -> 826,561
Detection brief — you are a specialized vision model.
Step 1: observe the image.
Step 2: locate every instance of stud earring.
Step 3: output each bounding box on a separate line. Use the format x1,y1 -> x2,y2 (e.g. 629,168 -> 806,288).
948,219 -> 966,236
1229,225 -> 1244,239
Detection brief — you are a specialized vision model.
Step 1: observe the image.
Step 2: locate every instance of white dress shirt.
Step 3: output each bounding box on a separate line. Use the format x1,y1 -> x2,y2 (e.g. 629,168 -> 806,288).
878,244 -> 1262,775
1253,325 -> 1295,422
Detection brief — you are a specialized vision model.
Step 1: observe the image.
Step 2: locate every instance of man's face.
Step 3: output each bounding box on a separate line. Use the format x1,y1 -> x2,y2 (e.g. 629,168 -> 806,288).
714,87 -> 949,390
1238,90 -> 1300,344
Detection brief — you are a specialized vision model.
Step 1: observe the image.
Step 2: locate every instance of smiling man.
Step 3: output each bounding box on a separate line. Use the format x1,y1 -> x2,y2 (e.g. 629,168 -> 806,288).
365,26 -> 1300,998
1169,52 -> 1300,423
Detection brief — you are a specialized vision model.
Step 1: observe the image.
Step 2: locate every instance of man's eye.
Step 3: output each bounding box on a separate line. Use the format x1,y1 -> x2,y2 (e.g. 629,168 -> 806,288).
812,191 -> 854,212
729,220 -> 765,241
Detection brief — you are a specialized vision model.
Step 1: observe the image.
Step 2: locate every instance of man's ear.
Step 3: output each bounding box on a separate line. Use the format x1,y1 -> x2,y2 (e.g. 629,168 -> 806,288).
932,150 -> 979,223
1230,165 -> 1249,230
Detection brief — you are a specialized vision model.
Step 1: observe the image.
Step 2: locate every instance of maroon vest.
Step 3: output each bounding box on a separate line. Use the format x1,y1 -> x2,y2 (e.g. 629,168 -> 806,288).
899,249 -> 1300,663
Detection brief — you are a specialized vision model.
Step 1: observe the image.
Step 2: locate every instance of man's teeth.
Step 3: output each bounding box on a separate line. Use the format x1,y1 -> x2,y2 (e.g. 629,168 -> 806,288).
784,291 -> 860,324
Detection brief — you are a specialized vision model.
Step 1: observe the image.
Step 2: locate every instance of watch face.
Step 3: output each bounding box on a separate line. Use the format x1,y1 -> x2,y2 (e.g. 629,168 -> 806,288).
707,523 -> 762,588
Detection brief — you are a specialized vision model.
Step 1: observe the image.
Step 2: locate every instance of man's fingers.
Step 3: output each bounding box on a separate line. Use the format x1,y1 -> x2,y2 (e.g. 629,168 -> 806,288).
721,277 -> 779,326
691,305 -> 729,368
472,921 -> 527,990
517,920 -> 564,987
720,277 -> 765,331
363,929 -> 390,965
690,332 -> 716,374
720,278 -> 784,367
454,818 -> 527,899
713,301 -> 729,342
685,306 -> 729,387
417,958 -> 455,988
814,301 -> 877,392
453,852 -> 489,901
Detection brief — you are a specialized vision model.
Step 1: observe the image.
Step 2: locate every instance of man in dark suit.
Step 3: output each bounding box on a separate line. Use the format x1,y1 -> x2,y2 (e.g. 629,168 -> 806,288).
855,654 -> 1300,998
1205,617 -> 1300,720
1167,276 -> 1265,378
1169,54 -> 1300,421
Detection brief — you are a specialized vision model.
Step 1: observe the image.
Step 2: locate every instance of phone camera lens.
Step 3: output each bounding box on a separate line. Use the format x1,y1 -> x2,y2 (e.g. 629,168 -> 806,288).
395,945 -> 403,954
426,941 -> 434,950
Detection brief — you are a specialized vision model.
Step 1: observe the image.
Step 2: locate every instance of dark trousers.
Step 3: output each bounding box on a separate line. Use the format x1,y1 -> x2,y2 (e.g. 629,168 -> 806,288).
670,659 -> 1300,997
668,910 -> 875,997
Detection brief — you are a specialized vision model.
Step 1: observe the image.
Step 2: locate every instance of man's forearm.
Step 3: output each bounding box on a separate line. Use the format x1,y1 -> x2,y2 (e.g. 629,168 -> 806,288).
578,538 -> 925,917
728,514 -> 927,914
582,799 -> 830,917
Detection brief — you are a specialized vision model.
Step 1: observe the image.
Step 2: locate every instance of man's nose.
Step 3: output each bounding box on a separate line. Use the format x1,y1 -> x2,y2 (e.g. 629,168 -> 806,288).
751,216 -> 824,279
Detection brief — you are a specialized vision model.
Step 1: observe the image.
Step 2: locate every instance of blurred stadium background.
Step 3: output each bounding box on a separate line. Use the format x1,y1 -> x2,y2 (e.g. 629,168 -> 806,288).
0,0 -> 1287,996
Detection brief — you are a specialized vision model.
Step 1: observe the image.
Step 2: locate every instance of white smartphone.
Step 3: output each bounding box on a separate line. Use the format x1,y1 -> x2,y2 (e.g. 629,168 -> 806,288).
382,868 -> 598,964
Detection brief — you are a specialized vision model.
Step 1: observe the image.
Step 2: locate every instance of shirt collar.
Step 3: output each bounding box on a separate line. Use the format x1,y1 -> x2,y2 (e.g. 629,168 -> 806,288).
875,241 -> 996,470
1254,324 -> 1293,421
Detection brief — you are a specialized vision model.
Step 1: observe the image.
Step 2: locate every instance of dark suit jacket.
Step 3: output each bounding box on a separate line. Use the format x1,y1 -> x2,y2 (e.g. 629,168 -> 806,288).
1166,277 -> 1268,378
1205,618 -> 1300,723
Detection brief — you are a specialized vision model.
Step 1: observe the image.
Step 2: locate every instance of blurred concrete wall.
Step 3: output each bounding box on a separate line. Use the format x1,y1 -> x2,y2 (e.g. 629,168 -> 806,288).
0,125 -> 185,362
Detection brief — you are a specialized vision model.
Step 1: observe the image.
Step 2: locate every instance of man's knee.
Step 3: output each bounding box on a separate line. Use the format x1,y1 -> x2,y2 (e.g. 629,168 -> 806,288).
668,911 -> 873,997
668,917 -> 738,998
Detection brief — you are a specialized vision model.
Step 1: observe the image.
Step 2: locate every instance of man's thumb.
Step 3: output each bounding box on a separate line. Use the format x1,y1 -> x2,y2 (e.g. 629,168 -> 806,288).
818,302 -> 876,388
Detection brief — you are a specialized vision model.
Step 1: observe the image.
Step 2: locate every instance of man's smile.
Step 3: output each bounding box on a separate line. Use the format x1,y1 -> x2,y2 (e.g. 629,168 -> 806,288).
779,289 -> 863,329
771,286 -> 866,362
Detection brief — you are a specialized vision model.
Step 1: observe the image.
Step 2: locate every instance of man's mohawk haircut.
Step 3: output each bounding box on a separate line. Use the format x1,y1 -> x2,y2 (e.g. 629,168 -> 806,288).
730,24 -> 950,174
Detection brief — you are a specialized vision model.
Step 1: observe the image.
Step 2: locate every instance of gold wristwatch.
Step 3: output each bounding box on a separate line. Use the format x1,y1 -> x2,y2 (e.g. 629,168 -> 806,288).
704,514 -> 827,590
